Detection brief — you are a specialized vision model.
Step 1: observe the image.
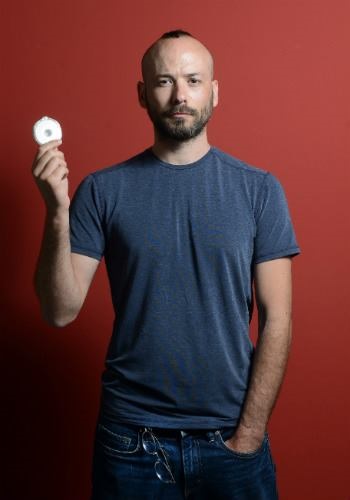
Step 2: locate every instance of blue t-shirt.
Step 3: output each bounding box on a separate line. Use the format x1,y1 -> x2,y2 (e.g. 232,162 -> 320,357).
69,146 -> 300,429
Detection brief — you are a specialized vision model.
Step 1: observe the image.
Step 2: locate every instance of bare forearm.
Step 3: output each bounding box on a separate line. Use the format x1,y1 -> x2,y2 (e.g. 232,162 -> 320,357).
34,209 -> 82,327
236,316 -> 292,439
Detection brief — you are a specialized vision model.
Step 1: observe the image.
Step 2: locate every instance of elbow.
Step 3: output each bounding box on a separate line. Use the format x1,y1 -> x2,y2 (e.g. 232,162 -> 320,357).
46,316 -> 76,328
34,280 -> 83,328
41,307 -> 80,328
258,302 -> 292,327
258,308 -> 293,339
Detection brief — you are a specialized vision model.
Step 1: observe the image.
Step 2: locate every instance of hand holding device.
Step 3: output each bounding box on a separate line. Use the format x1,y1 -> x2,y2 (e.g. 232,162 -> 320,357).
31,117 -> 69,212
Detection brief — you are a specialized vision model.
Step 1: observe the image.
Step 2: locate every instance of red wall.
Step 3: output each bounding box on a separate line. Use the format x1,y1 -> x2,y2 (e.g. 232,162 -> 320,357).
3,1 -> 350,498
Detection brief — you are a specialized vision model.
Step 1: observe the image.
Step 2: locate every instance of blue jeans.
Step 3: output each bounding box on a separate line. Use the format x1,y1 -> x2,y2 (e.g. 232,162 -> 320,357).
91,414 -> 278,499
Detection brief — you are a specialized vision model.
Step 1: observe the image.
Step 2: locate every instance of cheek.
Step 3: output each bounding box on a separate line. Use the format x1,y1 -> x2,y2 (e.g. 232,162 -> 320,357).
150,88 -> 171,106
191,86 -> 212,103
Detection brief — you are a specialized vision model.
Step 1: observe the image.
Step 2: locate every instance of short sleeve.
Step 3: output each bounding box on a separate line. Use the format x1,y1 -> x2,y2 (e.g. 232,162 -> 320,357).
253,173 -> 300,264
69,175 -> 105,261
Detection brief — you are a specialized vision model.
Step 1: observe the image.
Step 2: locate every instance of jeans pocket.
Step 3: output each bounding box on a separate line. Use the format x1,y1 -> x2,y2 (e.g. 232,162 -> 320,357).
96,420 -> 141,456
215,430 -> 268,459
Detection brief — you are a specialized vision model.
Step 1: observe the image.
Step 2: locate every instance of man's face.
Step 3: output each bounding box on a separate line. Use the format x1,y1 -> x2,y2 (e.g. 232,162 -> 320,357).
138,37 -> 218,141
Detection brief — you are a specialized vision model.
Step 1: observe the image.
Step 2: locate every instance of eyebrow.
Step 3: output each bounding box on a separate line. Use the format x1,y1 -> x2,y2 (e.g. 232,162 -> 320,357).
156,72 -> 202,78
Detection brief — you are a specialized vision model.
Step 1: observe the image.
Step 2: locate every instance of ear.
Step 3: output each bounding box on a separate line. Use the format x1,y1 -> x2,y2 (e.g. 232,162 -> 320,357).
137,81 -> 147,109
212,80 -> 219,108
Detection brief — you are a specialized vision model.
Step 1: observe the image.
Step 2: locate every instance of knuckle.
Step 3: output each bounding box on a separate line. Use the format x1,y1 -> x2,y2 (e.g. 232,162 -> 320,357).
32,156 -> 40,168
38,172 -> 49,182
52,164 -> 65,176
48,156 -> 60,167
32,163 -> 43,177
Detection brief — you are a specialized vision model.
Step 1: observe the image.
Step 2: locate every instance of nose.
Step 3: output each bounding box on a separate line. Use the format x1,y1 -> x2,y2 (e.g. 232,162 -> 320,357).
171,81 -> 187,104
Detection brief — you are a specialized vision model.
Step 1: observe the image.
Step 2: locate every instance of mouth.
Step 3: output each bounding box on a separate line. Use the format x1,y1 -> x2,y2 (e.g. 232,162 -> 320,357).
165,108 -> 195,118
169,112 -> 192,118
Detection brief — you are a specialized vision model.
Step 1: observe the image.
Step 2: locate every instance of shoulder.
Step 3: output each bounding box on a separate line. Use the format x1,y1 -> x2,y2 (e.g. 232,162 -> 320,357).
210,147 -> 280,204
211,147 -> 268,177
89,149 -> 150,181
74,149 -> 151,199
212,147 -> 286,190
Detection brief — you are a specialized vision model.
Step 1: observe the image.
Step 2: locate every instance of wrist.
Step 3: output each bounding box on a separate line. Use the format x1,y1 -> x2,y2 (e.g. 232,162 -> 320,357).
235,419 -> 266,440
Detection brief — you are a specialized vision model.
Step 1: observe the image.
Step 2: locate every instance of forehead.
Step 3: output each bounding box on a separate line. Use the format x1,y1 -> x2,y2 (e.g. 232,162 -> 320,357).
143,37 -> 213,79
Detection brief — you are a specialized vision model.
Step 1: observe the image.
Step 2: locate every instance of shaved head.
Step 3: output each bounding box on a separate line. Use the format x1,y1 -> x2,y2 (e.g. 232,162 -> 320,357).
138,30 -> 218,143
141,30 -> 214,81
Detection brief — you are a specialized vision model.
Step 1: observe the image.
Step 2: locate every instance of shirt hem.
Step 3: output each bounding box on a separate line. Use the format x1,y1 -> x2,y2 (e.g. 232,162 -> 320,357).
71,246 -> 103,261
254,247 -> 301,264
99,408 -> 239,429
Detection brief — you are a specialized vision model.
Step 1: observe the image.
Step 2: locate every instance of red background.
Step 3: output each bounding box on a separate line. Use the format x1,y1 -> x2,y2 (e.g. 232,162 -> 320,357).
2,1 -> 350,498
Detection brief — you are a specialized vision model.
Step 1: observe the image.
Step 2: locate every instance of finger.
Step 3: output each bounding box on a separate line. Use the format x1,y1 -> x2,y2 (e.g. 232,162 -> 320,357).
33,150 -> 65,177
37,157 -> 68,181
46,165 -> 69,185
36,139 -> 63,161
32,145 -> 64,174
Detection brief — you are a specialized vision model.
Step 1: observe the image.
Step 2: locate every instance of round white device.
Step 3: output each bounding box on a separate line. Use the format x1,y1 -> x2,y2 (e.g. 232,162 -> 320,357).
33,116 -> 62,145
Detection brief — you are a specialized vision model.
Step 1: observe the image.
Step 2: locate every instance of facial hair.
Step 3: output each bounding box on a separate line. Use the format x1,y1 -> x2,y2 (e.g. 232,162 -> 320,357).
145,91 -> 214,142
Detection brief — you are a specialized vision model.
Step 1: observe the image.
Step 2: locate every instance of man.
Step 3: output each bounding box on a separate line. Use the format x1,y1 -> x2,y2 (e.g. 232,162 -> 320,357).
32,30 -> 300,499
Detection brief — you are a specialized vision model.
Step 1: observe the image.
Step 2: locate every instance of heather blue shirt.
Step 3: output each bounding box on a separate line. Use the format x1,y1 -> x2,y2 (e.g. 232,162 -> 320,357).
69,147 -> 300,429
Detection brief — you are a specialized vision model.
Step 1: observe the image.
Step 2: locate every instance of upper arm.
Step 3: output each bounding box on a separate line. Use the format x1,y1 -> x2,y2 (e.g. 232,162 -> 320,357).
71,252 -> 100,305
253,257 -> 292,322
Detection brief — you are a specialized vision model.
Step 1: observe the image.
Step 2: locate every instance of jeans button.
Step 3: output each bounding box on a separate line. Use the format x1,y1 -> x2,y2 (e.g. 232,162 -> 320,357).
206,431 -> 216,443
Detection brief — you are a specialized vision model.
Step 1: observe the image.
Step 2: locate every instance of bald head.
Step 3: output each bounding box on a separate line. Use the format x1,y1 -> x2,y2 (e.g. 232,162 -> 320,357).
141,31 -> 214,82
137,30 -> 218,143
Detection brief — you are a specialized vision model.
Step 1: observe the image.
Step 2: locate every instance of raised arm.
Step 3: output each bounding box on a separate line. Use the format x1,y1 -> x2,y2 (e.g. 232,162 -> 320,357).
225,257 -> 293,452
32,140 -> 99,327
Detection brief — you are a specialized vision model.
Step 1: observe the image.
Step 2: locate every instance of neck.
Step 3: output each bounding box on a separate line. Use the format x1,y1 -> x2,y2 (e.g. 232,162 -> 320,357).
151,129 -> 211,165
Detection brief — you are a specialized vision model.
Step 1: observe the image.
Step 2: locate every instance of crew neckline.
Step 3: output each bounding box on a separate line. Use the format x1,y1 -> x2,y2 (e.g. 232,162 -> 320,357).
146,146 -> 215,170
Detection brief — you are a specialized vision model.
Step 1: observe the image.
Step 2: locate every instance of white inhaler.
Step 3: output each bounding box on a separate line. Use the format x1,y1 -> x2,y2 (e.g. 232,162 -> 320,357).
33,116 -> 62,145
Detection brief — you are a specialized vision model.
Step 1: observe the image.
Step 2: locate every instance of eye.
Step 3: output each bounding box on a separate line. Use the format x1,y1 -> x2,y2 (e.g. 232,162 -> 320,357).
189,77 -> 201,85
158,78 -> 173,86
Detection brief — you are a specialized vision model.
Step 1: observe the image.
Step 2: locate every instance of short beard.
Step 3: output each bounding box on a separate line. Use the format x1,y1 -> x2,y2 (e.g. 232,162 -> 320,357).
145,92 -> 214,142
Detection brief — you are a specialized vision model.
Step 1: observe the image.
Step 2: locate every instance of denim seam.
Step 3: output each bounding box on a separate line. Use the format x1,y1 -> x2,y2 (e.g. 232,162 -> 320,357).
195,439 -> 203,485
97,424 -> 141,454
